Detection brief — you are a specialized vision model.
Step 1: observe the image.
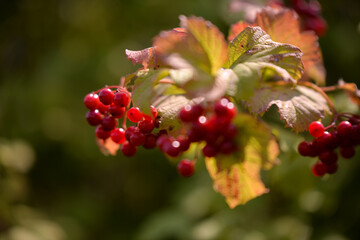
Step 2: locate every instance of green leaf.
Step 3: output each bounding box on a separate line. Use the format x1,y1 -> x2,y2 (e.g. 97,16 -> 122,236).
205,114 -> 279,208
245,83 -> 331,132
227,27 -> 303,100
180,16 -> 228,75
152,95 -> 203,132
131,69 -> 169,115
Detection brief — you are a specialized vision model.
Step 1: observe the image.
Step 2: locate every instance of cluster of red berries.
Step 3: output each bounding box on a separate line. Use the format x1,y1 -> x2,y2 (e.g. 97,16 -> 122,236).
84,87 -> 159,155
298,119 -> 359,177
291,0 -> 327,36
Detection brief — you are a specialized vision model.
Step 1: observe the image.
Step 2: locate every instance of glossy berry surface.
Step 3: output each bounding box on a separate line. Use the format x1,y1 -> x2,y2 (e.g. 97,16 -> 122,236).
121,141 -> 137,157
127,107 -> 143,122
110,128 -> 126,144
337,121 -> 353,138
143,134 -> 157,149
125,126 -> 137,141
101,116 -> 118,131
98,88 -> 114,105
114,92 -> 130,107
129,131 -> 146,146
86,110 -> 102,126
108,104 -> 125,118
298,141 -> 312,156
312,162 -> 327,177
95,125 -> 111,140
138,119 -> 154,133
177,159 -> 194,178
84,93 -> 100,110
309,121 -> 325,138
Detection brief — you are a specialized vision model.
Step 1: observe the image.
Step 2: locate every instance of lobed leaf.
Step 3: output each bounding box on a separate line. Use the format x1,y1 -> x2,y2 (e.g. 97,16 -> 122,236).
205,114 -> 279,208
228,26 -> 303,81
229,8 -> 325,85
125,47 -> 158,69
245,83 -> 331,132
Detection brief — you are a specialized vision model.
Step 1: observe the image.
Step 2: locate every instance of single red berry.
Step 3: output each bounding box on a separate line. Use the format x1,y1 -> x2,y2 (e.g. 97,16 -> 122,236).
130,131 -> 146,146
187,116 -> 208,142
304,16 -> 327,37
298,141 -> 312,157
95,125 -> 111,140
143,133 -> 157,149
125,126 -> 137,141
318,150 -> 338,165
138,119 -> 154,133
114,91 -> 130,107
337,121 -> 353,138
177,136 -> 190,152
309,121 -> 325,138
166,140 -> 181,157
84,93 -> 100,110
202,144 -> 218,157
110,128 -> 126,144
127,107 -> 143,123
312,162 -> 328,177
315,131 -> 333,150
326,163 -> 338,174
101,116 -> 118,131
98,88 -> 114,105
108,104 -> 125,118
329,131 -> 340,149
340,147 -> 355,159
121,141 -> 137,157
177,159 -> 195,178
86,110 -> 102,126
179,105 -> 195,122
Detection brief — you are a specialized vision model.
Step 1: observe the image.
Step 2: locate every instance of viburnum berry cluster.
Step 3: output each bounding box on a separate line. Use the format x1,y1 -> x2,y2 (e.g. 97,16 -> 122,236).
84,86 -> 162,157
298,115 -> 360,177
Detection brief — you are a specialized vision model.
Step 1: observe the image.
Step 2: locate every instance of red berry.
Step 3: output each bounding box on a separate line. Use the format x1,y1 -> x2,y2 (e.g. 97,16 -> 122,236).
150,105 -> 158,119
166,140 -> 181,157
108,104 -> 125,118
309,121 -> 325,138
138,119 -> 154,133
86,110 -> 102,126
143,134 -> 157,149
304,16 -> 327,37
110,128 -> 126,144
95,125 -> 111,140
156,135 -> 171,152
179,105 -> 196,122
121,141 -> 137,157
177,159 -> 194,178
340,147 -> 355,159
101,116 -> 118,131
223,123 -> 238,139
84,93 -> 100,110
298,141 -> 312,156
129,131 -> 146,146
315,131 -> 333,150
337,121 -> 353,138
114,91 -> 130,107
177,136 -> 190,152
318,150 -> 338,165
125,126 -> 137,141
312,162 -> 327,177
188,116 -> 208,142
127,107 -> 143,122
202,144 -> 218,157
98,88 -> 114,105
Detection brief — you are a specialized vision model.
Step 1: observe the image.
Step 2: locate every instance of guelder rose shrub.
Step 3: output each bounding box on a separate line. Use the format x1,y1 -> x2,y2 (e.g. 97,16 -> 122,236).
83,4 -> 360,208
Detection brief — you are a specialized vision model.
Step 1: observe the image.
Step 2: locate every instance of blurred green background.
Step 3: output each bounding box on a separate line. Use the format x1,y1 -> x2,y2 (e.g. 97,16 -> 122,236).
1,0 -> 360,239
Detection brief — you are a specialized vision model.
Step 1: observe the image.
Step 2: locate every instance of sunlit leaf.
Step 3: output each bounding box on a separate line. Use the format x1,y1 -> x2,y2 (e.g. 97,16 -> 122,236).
335,79 -> 360,106
125,47 -> 158,69
205,114 -> 279,208
229,8 -> 325,85
245,83 -> 331,132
